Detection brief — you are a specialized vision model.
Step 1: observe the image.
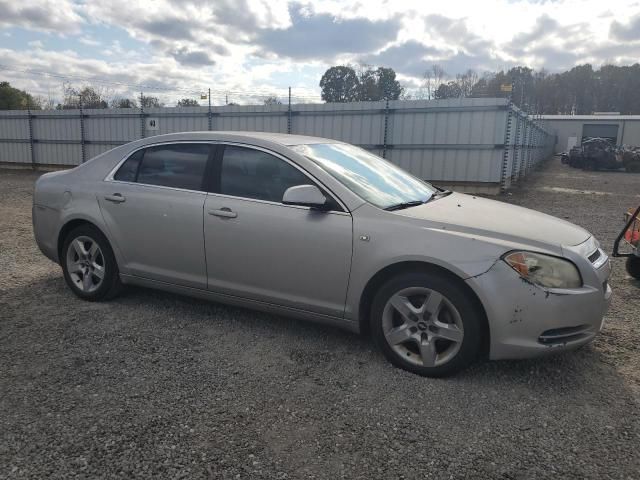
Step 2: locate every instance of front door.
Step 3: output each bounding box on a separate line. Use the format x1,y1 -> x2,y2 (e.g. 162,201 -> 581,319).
204,145 -> 352,317
99,143 -> 212,289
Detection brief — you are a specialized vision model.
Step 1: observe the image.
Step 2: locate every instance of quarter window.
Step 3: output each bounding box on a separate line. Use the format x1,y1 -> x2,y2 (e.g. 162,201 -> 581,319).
134,144 -> 210,191
220,146 -> 312,203
114,149 -> 143,182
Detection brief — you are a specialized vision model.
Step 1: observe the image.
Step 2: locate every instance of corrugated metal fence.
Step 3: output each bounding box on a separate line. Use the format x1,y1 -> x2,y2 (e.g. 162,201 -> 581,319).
0,98 -> 554,192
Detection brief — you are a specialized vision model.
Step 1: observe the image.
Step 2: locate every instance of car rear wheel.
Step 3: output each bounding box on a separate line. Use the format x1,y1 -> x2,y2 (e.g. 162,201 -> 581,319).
62,225 -> 122,301
627,256 -> 640,280
370,272 -> 482,377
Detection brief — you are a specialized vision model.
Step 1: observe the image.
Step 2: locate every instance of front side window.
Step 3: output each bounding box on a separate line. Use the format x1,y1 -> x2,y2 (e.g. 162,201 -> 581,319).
291,143 -> 436,210
220,146 -> 312,203
130,144 -> 210,191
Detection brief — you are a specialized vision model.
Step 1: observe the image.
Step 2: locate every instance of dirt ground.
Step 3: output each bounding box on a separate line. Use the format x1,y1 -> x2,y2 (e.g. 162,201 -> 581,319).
1,159 -> 639,479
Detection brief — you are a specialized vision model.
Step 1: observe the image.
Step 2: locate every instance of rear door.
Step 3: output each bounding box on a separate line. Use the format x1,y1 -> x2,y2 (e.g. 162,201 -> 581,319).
99,143 -> 213,289
203,144 -> 353,317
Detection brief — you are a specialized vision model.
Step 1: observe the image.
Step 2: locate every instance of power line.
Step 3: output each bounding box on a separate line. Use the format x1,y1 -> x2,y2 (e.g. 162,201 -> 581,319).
0,63 -> 323,100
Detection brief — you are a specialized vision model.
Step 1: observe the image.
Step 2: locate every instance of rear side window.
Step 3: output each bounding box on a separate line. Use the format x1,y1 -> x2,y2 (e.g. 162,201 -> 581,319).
220,146 -> 311,203
114,149 -> 143,182
136,144 -> 210,191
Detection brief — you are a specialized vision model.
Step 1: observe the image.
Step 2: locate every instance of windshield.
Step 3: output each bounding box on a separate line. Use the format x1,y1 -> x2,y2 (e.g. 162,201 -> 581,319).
291,143 -> 436,209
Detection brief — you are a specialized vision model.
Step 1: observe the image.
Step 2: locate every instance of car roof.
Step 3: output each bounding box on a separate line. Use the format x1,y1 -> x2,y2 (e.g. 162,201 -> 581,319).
140,131 -> 341,147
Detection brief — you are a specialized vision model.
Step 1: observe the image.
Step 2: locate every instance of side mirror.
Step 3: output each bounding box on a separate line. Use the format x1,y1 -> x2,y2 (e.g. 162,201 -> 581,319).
282,184 -> 328,210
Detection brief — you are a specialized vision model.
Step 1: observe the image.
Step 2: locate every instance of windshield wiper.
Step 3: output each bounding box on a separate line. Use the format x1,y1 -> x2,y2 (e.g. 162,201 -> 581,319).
384,200 -> 427,211
384,190 -> 453,211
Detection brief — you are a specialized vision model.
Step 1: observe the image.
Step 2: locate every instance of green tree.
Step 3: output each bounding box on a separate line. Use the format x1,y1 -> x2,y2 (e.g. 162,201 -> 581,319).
177,98 -> 200,107
0,81 -> 40,110
319,66 -> 360,102
320,65 -> 403,102
78,86 -> 108,108
357,68 -> 380,101
434,81 -> 463,99
375,67 -> 403,100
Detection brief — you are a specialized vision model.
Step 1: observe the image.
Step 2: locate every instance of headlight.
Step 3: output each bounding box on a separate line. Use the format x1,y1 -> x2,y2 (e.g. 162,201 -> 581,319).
503,251 -> 582,288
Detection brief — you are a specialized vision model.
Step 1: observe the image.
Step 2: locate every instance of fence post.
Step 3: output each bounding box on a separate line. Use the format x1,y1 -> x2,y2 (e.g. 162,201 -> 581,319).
500,81 -> 514,193
140,91 -> 145,139
382,99 -> 390,159
79,96 -> 86,163
287,87 -> 292,134
519,110 -> 529,179
27,101 -> 35,169
511,110 -> 521,182
208,88 -> 212,131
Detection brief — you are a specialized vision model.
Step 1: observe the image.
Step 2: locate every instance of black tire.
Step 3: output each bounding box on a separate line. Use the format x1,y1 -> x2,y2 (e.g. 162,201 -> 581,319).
627,256 -> 640,280
583,160 -> 596,171
61,224 -> 122,301
370,272 -> 483,377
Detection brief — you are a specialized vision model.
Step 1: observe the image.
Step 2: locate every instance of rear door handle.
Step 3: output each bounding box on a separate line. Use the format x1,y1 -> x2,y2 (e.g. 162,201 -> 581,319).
104,193 -> 126,203
208,207 -> 237,218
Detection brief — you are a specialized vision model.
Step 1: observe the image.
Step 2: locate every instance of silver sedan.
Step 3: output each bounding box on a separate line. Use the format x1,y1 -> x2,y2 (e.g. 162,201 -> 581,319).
32,132 -> 612,376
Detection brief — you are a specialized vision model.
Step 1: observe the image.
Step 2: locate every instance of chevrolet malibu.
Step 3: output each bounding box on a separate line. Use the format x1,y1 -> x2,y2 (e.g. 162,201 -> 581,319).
32,132 -> 612,376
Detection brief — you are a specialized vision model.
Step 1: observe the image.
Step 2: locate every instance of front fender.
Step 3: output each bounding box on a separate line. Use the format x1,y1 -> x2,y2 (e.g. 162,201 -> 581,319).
344,204 -> 562,323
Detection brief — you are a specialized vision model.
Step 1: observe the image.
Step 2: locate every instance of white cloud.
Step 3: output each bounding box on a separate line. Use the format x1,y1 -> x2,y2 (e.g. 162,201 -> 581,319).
79,37 -> 101,47
0,0 -> 639,102
0,0 -> 83,34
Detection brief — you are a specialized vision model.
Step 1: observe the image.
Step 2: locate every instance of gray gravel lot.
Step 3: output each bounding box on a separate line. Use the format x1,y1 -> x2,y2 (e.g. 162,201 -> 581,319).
1,159 -> 639,479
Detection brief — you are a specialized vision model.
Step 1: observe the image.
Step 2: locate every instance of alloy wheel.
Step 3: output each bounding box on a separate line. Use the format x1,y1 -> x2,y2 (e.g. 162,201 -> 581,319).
65,235 -> 105,293
382,286 -> 464,367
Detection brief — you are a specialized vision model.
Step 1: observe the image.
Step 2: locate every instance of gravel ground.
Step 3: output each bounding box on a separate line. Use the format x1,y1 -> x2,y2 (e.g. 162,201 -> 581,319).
1,159 -> 639,479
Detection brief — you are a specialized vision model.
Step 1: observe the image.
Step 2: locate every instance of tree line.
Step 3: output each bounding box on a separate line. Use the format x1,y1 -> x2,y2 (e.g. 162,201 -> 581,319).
319,63 -> 640,115
0,81 -> 283,110
2,62 -> 640,114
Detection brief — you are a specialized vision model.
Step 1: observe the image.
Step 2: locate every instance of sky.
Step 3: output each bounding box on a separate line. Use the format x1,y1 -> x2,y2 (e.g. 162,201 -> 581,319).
0,0 -> 639,105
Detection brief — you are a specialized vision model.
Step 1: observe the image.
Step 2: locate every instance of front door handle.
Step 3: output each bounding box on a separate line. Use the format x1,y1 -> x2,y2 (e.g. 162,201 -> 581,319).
104,193 -> 126,203
208,207 -> 237,218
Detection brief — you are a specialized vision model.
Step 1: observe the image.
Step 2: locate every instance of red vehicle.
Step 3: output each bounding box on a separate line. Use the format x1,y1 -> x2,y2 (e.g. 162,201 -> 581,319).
613,206 -> 640,279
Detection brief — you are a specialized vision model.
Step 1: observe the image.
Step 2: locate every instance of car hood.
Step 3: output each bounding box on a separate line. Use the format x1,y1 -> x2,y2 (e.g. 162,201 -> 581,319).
395,192 -> 591,248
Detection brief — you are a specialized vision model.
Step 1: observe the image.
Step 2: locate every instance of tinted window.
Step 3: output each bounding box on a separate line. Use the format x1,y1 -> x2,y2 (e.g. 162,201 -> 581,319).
220,146 -> 312,203
114,149 -> 143,182
136,144 -> 210,191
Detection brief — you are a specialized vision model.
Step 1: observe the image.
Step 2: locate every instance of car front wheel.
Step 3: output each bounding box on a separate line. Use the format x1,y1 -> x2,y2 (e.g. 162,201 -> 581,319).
370,272 -> 483,377
61,224 -> 122,301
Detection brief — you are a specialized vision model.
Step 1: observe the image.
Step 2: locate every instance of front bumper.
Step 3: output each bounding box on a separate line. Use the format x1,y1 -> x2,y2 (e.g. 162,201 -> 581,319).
467,251 -> 612,360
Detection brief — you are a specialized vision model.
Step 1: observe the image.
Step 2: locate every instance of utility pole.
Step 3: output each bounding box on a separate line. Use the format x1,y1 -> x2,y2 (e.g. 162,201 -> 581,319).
287,86 -> 292,134
79,94 -> 86,163
208,88 -> 212,131
140,91 -> 145,139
